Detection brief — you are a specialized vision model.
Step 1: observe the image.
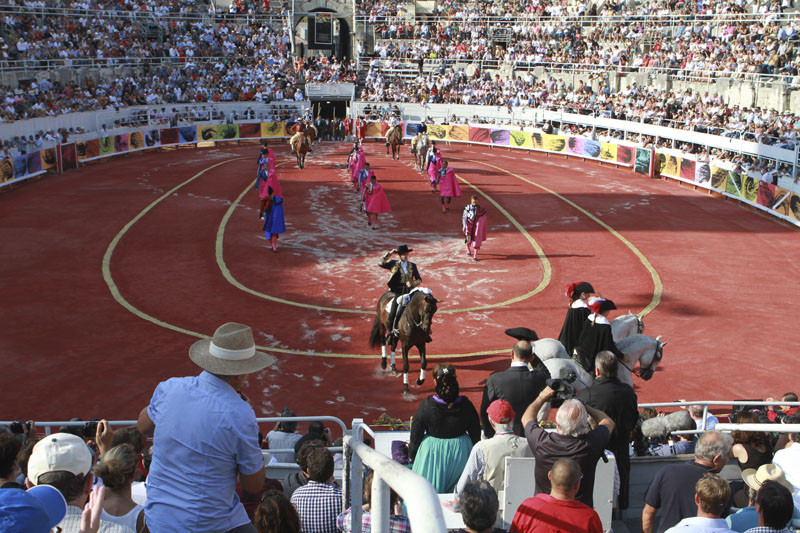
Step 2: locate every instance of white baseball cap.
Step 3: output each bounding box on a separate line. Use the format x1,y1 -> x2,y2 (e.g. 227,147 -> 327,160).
27,433 -> 92,486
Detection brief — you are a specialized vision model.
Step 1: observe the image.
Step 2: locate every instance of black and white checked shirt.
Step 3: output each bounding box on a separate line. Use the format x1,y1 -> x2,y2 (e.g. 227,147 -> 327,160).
290,480 -> 343,533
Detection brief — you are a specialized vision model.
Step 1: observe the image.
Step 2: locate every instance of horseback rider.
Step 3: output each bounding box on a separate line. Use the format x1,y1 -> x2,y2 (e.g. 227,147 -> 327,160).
573,298 -> 624,374
379,244 -> 427,341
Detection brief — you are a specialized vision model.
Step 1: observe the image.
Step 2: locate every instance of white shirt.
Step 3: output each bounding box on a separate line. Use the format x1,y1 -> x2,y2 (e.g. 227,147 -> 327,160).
664,516 -> 736,532
60,505 -> 135,533
773,441 -> 800,510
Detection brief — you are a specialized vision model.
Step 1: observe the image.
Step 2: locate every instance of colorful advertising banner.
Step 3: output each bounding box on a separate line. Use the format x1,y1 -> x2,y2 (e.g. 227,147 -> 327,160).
260,122 -> 286,138
509,130 -> 533,149
427,124 -> 447,140
99,137 -> 114,156
1,157 -> 13,183
61,143 -> 78,171
239,123 -> 261,138
490,129 -> 510,146
198,125 -> 218,142
446,125 -> 469,142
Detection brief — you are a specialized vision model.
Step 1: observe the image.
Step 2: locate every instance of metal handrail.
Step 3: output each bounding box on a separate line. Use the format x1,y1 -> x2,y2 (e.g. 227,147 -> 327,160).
344,433 -> 446,533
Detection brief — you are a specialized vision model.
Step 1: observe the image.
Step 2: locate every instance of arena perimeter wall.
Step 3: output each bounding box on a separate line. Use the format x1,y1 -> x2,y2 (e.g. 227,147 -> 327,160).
361,120 -> 800,228
2,119 -> 799,228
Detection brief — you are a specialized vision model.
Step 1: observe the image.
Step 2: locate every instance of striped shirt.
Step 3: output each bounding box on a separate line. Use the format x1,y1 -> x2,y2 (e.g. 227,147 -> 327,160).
336,508 -> 411,533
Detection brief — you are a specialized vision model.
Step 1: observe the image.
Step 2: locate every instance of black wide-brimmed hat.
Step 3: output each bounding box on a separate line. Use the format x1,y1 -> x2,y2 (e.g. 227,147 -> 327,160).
564,281 -> 595,298
396,244 -> 413,254
505,327 -> 539,341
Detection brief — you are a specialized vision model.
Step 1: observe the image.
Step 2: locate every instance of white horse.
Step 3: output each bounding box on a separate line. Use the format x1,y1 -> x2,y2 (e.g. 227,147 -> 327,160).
615,334 -> 666,388
611,311 -> 644,342
537,333 -> 666,388
532,338 -> 569,363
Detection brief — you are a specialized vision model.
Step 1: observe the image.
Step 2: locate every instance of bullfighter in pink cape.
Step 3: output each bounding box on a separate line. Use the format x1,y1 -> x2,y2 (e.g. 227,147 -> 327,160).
437,160 -> 461,213
351,145 -> 366,188
255,148 -> 282,217
462,194 -> 488,261
426,141 -> 442,192
363,174 -> 392,230
357,162 -> 375,212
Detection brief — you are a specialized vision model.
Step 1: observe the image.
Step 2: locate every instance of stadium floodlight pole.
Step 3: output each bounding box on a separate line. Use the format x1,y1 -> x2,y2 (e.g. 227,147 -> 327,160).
289,0 -> 295,56
352,0 -> 358,72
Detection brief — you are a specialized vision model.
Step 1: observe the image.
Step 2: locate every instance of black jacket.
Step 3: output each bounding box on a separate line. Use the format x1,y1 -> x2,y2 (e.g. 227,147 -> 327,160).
480,365 -> 547,437
577,376 -> 639,449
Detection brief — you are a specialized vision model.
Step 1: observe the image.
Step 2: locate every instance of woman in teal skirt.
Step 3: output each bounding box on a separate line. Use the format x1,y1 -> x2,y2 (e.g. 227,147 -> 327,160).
409,364 -> 481,493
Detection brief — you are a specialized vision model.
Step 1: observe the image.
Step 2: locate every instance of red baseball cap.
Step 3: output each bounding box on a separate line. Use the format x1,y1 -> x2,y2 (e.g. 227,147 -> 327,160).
487,399 -> 515,424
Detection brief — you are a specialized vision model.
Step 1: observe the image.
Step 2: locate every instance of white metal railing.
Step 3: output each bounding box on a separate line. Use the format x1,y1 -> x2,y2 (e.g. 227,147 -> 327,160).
346,419 -> 446,533
638,401 -> 800,435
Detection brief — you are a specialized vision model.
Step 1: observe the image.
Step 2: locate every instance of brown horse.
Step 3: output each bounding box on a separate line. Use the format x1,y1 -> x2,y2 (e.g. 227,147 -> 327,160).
291,134 -> 310,168
369,290 -> 438,394
304,125 -> 317,151
386,126 -> 403,160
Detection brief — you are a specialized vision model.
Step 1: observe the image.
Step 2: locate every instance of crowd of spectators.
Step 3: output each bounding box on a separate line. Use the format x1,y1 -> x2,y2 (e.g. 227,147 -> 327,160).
360,68 -> 800,146
0,0 -> 305,123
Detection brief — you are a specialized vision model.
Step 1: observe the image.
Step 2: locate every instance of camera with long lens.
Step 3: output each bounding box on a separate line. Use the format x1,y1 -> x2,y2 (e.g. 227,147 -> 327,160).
546,378 -> 577,408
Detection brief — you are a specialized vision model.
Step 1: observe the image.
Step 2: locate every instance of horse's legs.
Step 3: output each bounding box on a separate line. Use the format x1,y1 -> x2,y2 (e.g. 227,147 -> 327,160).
402,346 -> 410,394
416,346 -> 427,386
381,345 -> 388,370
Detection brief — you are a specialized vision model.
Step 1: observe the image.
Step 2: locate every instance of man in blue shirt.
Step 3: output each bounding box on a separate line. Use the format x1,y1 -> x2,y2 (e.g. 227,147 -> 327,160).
137,322 -> 275,533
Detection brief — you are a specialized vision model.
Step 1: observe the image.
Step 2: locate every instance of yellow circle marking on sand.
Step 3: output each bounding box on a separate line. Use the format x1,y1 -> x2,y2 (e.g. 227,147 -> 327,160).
101,156 -> 507,358
467,159 -> 663,317
216,165 -> 552,314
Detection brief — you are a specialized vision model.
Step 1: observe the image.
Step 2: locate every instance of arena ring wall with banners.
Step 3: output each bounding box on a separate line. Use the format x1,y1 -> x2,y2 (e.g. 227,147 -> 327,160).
351,102 -> 800,228
0,120 -> 301,189
3,102 -> 799,228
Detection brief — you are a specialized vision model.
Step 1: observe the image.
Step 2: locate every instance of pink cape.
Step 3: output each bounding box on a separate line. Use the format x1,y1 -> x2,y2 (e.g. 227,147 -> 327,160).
259,171 -> 282,199
439,168 -> 462,198
365,182 -> 392,214
351,150 -> 365,182
267,149 -> 276,175
466,213 -> 488,248
428,151 -> 442,183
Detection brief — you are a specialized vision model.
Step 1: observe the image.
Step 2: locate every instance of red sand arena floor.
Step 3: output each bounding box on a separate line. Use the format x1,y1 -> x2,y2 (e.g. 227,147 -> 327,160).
1,141 -> 799,426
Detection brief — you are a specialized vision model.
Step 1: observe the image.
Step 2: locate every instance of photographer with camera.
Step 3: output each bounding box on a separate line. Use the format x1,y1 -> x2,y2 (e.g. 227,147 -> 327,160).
521,384 -> 614,507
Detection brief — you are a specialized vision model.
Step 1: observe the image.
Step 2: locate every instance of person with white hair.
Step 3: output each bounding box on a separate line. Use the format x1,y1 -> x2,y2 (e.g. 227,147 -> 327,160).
520,386 -> 614,507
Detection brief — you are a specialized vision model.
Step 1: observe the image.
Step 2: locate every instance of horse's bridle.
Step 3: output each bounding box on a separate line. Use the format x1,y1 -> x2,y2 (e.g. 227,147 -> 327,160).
414,300 -> 436,332
638,341 -> 663,380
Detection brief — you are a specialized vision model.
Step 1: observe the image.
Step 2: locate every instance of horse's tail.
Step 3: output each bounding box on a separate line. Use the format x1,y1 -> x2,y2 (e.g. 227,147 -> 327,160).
369,312 -> 384,349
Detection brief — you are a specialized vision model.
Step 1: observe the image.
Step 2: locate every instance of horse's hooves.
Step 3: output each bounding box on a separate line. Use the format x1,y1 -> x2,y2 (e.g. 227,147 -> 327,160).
416,378 -> 425,386
403,385 -> 410,394
380,358 -> 387,370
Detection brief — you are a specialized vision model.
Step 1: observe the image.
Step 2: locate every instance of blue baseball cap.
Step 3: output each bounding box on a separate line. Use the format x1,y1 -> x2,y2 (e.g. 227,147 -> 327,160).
0,485 -> 67,532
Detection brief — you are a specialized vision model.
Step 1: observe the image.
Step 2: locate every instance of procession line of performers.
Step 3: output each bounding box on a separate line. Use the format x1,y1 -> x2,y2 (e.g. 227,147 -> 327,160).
558,281 -> 625,372
254,141 -> 286,252
348,143 -> 392,229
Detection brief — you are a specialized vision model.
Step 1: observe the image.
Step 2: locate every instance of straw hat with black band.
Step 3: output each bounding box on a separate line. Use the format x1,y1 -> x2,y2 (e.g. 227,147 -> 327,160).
189,322 -> 275,375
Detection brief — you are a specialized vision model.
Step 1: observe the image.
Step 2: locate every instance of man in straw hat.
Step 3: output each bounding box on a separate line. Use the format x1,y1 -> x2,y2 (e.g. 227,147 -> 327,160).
726,464 -> 795,532
137,322 -> 275,533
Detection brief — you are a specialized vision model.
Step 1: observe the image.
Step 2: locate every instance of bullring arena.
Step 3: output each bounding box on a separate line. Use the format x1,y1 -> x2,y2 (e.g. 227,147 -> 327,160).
3,2 -> 800,531
2,133 -> 799,421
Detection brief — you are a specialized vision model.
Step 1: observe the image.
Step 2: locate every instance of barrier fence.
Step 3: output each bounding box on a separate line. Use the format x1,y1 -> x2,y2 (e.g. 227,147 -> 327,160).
0,121 -> 304,189
358,119 -> 800,228
5,116 -> 798,228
